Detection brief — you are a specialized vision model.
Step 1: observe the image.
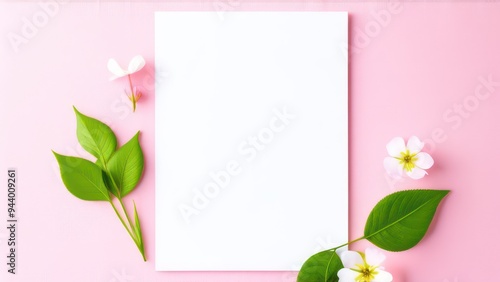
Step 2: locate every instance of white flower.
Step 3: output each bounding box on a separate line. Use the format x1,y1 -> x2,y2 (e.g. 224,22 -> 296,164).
107,55 -> 145,81
107,55 -> 146,112
338,247 -> 393,282
383,136 -> 434,180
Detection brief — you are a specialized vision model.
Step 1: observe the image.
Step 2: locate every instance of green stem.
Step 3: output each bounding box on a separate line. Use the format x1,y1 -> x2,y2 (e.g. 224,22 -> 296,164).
327,236 -> 366,252
108,199 -> 135,242
119,198 -> 146,261
118,198 -> 133,229
109,198 -> 146,261
117,197 -> 146,261
102,161 -> 146,261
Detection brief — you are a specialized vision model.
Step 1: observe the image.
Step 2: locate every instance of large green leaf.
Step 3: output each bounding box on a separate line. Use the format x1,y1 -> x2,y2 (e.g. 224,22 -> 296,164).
297,250 -> 343,282
53,151 -> 110,201
364,189 -> 449,251
107,131 -> 144,197
74,106 -> 117,164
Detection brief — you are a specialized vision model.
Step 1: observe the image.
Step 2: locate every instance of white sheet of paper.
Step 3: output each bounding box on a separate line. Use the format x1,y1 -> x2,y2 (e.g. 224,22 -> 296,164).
155,11 -> 348,271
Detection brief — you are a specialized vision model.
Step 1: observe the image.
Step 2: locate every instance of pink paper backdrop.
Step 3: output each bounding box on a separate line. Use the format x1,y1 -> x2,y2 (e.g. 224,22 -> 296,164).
1,1 -> 499,281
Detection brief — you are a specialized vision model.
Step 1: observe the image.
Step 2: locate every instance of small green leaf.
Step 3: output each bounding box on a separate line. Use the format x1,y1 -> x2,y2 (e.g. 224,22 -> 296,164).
133,201 -> 143,245
74,106 -> 117,164
133,201 -> 146,261
364,189 -> 449,252
297,250 -> 342,282
107,131 -> 144,197
53,151 -> 110,201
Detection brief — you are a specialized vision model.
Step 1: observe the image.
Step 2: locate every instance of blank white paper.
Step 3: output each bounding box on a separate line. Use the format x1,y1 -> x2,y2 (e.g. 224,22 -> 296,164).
155,11 -> 348,271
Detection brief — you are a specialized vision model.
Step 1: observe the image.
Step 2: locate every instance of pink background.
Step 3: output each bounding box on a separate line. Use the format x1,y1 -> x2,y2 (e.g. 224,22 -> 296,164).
1,1 -> 499,281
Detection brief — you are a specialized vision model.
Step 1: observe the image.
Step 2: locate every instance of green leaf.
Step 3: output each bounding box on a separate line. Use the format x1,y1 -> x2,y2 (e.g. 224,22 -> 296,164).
132,201 -> 146,261
107,131 -> 144,197
133,201 -> 143,243
297,250 -> 342,282
53,151 -> 110,201
364,189 -> 449,252
101,170 -> 117,195
74,106 -> 117,164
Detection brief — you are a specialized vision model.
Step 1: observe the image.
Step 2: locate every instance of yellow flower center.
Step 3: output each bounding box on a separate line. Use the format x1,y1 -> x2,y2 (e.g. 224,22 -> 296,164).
397,149 -> 418,172
354,264 -> 379,282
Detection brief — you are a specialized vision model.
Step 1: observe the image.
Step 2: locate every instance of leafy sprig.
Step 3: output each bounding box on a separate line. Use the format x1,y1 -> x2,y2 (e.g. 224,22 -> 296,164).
53,107 -> 146,261
297,189 -> 449,282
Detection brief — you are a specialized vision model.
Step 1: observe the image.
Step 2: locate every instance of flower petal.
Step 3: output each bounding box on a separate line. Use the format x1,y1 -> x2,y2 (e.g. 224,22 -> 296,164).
386,137 -> 406,157
128,55 -> 145,74
338,268 -> 359,282
384,157 -> 403,179
373,269 -> 393,282
107,58 -> 128,80
415,152 -> 434,169
407,136 -> 424,154
340,250 -> 364,269
365,247 -> 386,266
406,167 -> 427,179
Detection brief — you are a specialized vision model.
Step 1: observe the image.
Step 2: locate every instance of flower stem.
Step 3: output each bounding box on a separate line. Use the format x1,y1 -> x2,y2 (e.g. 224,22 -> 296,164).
127,74 -> 134,94
127,74 -> 137,112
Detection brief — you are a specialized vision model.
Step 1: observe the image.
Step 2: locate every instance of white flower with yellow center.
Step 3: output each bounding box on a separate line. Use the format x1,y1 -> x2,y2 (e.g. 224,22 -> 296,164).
338,247 -> 393,282
383,136 -> 434,180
